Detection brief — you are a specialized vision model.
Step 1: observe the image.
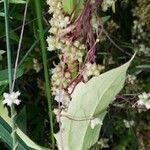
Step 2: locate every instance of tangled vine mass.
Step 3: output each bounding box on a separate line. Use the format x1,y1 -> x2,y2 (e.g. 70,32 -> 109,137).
46,0 -> 116,109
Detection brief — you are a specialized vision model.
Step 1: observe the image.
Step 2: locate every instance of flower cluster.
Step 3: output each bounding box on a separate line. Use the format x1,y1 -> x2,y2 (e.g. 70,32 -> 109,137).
33,58 -> 42,73
126,74 -> 136,85
97,138 -> 109,148
51,63 -> 71,106
46,0 -> 85,62
132,0 -> 150,55
46,0 -> 88,107
137,92 -> 150,110
123,119 -> 135,128
83,63 -> 104,81
46,0 -> 104,108
101,0 -> 116,12
90,118 -> 103,129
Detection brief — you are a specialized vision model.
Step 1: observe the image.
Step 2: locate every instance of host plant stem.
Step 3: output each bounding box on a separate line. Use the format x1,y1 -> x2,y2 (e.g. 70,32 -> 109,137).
4,0 -> 17,149
34,0 -> 55,148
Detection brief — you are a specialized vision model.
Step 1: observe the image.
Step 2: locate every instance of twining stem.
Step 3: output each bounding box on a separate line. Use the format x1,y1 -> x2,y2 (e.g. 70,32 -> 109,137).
4,0 -> 17,149
4,0 -> 12,88
34,0 -> 55,148
11,0 -> 29,91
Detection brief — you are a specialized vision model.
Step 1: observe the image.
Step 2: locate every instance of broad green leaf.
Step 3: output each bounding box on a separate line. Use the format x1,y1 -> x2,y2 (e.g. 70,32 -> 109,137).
0,117 -> 27,150
55,54 -> 135,150
0,102 -> 48,150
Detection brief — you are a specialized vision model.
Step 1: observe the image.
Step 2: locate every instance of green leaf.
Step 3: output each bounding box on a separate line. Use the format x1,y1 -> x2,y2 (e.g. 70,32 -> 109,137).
0,102 -> 48,150
0,12 -> 5,17
0,68 -> 24,86
102,16 -> 111,22
0,50 -> 5,60
10,29 -> 19,42
16,107 -> 27,133
0,117 -> 27,150
62,0 -> 75,14
55,54 -> 135,150
0,0 -> 26,4
136,65 -> 150,70
10,0 -> 26,4
62,0 -> 84,15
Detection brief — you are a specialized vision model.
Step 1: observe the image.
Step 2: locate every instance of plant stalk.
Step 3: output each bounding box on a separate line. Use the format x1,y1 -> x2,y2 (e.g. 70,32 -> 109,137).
4,0 -> 17,149
34,0 -> 55,148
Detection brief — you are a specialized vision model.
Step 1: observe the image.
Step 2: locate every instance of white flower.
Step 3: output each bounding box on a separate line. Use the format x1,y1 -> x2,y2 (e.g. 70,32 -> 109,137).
98,138 -> 109,148
123,119 -> 135,128
90,118 -> 103,129
54,89 -> 70,106
59,16 -> 70,28
83,63 -> 104,81
126,74 -> 136,84
101,0 -> 115,12
33,58 -> 42,73
3,91 -> 21,106
54,90 -> 64,103
137,92 -> 150,109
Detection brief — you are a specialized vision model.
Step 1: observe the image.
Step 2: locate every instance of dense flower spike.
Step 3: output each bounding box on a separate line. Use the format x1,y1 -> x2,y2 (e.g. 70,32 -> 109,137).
132,0 -> 150,55
47,0 -> 104,107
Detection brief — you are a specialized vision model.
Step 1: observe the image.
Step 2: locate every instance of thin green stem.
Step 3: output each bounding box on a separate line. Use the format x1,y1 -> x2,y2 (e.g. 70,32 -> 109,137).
34,0 -> 55,148
4,0 -> 17,149
4,0 -> 12,89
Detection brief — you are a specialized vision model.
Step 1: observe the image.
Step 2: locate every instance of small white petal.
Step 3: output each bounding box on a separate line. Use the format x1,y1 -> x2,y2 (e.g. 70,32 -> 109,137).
142,92 -> 148,100
10,92 -> 16,99
14,99 -> 21,105
123,119 -> 135,128
2,99 -> 8,105
54,95 -> 62,102
137,99 -> 144,105
91,121 -> 96,129
90,118 -> 103,129
145,102 -> 150,109
138,95 -> 143,99
3,93 -> 10,99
